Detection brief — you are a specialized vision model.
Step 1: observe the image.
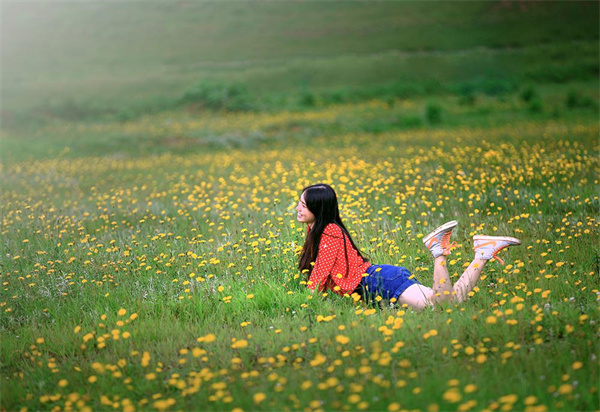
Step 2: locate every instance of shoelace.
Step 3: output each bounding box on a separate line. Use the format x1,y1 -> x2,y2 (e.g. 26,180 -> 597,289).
491,247 -> 506,265
440,231 -> 457,255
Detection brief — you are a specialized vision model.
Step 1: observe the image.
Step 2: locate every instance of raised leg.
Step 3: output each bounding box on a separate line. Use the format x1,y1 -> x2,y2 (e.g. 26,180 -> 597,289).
452,259 -> 487,303
450,234 -> 521,302
402,258 -> 487,308
416,223 -> 521,307
422,221 -> 458,304
432,256 -> 453,303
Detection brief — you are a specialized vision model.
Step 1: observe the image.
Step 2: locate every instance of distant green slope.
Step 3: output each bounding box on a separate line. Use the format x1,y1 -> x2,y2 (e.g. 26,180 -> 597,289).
1,1 -> 598,120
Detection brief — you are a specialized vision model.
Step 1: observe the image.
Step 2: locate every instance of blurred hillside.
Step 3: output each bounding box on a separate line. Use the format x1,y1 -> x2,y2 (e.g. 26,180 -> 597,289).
1,1 -> 598,125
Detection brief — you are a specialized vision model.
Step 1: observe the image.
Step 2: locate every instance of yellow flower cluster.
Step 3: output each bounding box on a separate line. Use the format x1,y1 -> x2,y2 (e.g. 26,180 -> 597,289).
1,103 -> 598,411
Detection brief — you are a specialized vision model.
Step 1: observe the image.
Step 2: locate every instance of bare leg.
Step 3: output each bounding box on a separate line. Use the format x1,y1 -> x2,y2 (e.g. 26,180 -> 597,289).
397,257 -> 451,310
399,258 -> 487,310
432,256 -> 453,303
452,259 -> 487,303
397,284 -> 434,311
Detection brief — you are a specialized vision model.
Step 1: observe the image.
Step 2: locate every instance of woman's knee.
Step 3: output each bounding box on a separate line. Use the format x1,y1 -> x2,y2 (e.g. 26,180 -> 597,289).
397,284 -> 434,310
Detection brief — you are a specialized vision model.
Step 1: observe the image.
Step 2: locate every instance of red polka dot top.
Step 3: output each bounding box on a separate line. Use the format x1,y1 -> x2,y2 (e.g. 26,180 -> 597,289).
306,223 -> 371,295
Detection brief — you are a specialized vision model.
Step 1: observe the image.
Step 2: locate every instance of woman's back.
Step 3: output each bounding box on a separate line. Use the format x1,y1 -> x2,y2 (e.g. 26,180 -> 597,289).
306,223 -> 370,294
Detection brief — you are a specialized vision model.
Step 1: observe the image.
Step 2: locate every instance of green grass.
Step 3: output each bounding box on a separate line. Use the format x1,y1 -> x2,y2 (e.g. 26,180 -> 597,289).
1,94 -> 598,411
1,2 -> 599,410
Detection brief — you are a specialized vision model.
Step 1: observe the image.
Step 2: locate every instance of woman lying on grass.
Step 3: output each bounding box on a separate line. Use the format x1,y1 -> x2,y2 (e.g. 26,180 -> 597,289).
296,184 -> 521,310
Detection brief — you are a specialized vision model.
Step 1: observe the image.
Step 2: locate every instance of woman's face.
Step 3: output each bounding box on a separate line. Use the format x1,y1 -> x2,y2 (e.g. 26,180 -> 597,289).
296,192 -> 315,225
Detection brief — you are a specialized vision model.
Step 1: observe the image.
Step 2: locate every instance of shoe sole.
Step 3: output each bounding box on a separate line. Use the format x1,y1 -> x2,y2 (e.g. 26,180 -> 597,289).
423,220 -> 458,244
473,235 -> 522,246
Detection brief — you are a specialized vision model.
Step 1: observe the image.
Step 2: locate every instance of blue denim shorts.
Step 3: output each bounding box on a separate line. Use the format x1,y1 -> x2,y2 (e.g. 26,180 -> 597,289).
356,264 -> 419,301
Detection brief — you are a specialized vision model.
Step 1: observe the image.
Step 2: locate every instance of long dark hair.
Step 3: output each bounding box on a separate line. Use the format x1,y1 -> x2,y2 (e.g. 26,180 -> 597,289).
298,183 -> 367,276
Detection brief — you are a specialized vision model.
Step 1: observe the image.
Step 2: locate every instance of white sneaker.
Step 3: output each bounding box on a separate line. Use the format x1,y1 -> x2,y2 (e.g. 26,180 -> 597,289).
473,235 -> 521,265
423,220 -> 458,258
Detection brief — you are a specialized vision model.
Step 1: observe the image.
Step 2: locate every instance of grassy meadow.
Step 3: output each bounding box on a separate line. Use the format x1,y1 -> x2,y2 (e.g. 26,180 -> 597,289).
2,1 -> 599,123
1,2 -> 599,412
